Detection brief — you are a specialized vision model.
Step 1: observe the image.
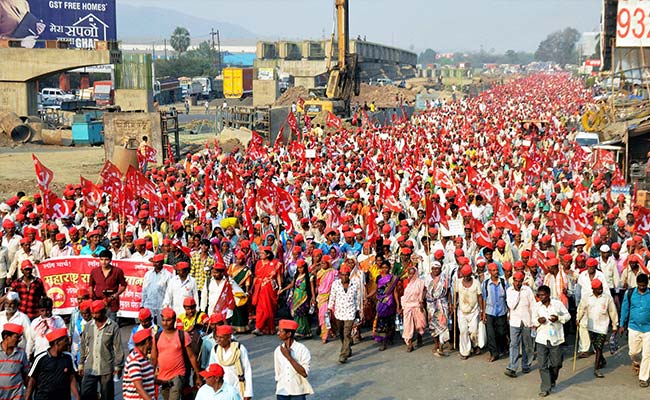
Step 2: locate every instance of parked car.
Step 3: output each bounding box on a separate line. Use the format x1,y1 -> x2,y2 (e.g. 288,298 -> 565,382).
41,88 -> 75,103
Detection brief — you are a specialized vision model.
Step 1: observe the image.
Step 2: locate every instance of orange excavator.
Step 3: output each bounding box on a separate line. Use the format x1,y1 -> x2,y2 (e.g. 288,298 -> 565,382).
303,0 -> 360,118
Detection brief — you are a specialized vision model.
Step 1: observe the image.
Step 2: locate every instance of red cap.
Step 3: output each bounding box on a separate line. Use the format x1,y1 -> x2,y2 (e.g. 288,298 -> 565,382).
45,327 -> 68,343
175,261 -> 190,270
138,308 -> 152,320
216,325 -> 233,336
460,265 -> 473,276
183,297 -> 196,307
502,262 -> 512,271
586,258 -> 599,268
611,242 -> 621,251
3,323 -> 24,335
77,287 -> 89,298
152,254 -> 165,262
278,319 -> 299,330
133,328 -> 152,344
161,307 -> 176,319
209,313 -> 225,324
339,265 -> 352,274
90,300 -> 106,313
496,239 -> 506,248
134,238 -> 146,246
20,260 -> 33,269
79,300 -> 93,311
55,233 -> 66,241
513,271 -> 525,281
434,249 -> 444,259
591,278 -> 602,289
199,363 -> 224,378
88,230 -> 101,237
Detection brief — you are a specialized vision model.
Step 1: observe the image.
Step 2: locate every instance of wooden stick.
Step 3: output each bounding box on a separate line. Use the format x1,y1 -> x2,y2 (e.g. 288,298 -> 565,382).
572,321 -> 580,372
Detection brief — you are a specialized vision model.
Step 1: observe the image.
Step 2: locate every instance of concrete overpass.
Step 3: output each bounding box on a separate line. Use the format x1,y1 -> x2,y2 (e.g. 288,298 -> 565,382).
0,46 -> 119,116
254,39 -> 418,88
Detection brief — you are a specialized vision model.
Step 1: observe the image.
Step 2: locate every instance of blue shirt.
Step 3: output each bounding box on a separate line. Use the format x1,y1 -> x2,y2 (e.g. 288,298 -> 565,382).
340,241 -> 362,258
620,288 -> 650,333
79,245 -> 106,256
482,278 -> 508,317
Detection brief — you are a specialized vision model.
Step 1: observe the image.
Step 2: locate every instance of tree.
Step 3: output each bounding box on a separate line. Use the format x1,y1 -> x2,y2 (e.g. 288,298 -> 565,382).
534,27 -> 581,66
418,48 -> 437,65
170,26 -> 191,55
505,50 -> 517,64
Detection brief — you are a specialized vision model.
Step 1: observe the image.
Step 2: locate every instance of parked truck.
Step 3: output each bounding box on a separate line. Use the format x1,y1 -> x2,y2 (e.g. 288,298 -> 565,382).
223,67 -> 253,99
192,77 -> 218,99
92,81 -> 114,106
179,77 -> 203,99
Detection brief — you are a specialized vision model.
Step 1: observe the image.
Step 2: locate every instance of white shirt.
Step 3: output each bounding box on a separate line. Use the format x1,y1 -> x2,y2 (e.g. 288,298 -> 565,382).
49,245 -> 75,258
576,270 -> 609,304
29,315 -> 66,357
327,280 -> 359,321
274,341 -> 313,396
130,250 -> 154,262
163,274 -> 199,317
142,268 -> 173,311
200,277 -> 243,318
209,342 -> 253,398
194,381 -> 242,400
506,285 -> 535,328
599,257 -> 620,290
577,293 -> 618,335
532,299 -> 570,346
0,310 -> 32,354
0,247 -> 9,279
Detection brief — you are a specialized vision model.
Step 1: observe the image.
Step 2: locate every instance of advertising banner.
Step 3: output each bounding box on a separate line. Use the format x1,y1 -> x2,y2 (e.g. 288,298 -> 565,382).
616,0 -> 650,47
36,256 -> 172,318
0,0 -> 117,49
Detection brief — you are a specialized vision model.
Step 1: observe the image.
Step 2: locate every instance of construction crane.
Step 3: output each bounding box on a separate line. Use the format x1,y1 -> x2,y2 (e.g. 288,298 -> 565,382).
304,0 -> 360,119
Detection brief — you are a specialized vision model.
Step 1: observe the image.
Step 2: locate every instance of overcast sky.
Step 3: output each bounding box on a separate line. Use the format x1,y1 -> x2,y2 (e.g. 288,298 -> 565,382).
117,0 -> 602,52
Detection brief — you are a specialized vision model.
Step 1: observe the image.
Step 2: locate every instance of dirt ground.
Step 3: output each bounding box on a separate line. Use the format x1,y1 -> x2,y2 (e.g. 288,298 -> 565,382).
0,132 -> 215,199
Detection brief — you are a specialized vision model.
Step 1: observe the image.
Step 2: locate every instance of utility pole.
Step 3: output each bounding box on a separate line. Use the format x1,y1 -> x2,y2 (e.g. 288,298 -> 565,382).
216,29 -> 222,76
164,38 -> 167,60
210,28 -> 217,75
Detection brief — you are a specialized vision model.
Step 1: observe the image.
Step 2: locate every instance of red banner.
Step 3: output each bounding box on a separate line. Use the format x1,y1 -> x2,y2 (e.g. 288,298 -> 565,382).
36,257 -> 173,318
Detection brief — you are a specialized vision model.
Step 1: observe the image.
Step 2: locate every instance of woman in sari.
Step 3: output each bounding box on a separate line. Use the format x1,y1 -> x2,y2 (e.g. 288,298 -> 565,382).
401,266 -> 426,352
287,259 -> 316,338
425,261 -> 451,357
368,260 -> 401,351
227,250 -> 253,333
316,255 -> 338,343
251,246 -> 282,335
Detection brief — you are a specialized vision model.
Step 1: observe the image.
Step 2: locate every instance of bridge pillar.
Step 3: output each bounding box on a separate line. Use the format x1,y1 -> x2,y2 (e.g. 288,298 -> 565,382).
0,81 -> 38,116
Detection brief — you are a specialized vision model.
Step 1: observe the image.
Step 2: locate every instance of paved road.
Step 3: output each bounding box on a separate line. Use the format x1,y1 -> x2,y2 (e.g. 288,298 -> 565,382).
118,324 -> 644,400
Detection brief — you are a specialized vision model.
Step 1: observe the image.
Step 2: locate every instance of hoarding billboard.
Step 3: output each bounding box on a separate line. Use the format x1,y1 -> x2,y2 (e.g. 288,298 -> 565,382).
0,0 -> 116,49
616,0 -> 650,47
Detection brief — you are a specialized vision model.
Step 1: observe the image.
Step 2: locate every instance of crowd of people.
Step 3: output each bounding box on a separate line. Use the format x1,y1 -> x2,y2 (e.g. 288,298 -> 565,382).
0,72 -> 648,399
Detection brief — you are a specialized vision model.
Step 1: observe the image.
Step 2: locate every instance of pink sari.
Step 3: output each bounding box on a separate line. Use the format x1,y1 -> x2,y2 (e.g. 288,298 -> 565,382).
401,277 -> 426,342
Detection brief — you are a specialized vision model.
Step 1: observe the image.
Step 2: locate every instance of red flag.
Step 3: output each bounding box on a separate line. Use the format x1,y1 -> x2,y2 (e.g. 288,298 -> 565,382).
122,184 -> 139,223
296,97 -> 305,109
425,196 -> 448,228
433,168 -> 454,189
326,111 -> 342,129
32,154 -> 54,192
80,176 -> 103,212
532,247 -> 547,270
635,207 -> 650,234
549,212 -> 582,243
365,209 -> 379,243
167,143 -> 175,163
244,195 -> 255,238
380,182 -> 401,212
126,166 -> 157,198
212,278 -> 236,317
472,219 -> 491,248
466,165 -> 481,186
43,190 -> 71,219
257,185 -> 276,215
148,193 -> 167,219
250,131 -> 263,147
494,199 -> 520,232
287,111 -> 300,137
274,126 -> 284,150
478,180 -> 498,203
304,114 -> 312,132
276,186 -> 297,215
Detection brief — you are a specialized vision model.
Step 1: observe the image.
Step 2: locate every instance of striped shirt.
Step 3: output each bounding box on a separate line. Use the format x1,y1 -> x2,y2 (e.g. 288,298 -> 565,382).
0,346 -> 28,400
123,348 -> 155,400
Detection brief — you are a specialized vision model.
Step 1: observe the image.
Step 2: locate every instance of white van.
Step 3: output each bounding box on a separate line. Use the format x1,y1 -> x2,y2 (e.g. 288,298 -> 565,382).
574,132 -> 600,151
40,88 -> 75,103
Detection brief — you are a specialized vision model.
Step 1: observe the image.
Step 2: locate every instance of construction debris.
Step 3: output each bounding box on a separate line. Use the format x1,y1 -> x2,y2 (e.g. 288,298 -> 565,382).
274,87 -> 310,107
273,84 -> 417,109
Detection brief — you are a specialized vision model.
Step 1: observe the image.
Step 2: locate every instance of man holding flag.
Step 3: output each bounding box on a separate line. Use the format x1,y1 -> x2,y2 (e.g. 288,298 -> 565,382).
200,261 -> 243,320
